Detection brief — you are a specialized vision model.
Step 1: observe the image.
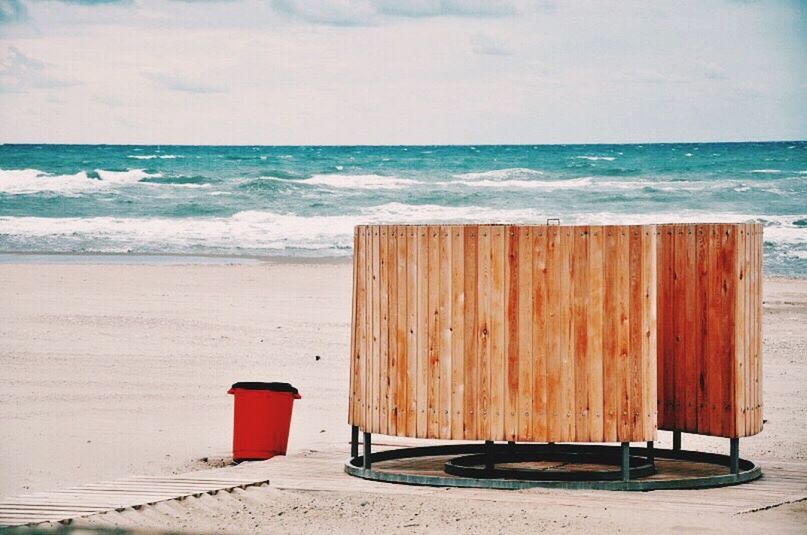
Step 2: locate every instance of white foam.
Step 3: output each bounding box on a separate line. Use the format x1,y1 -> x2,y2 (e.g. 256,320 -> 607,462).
447,177 -> 593,190
454,168 -> 544,181
301,174 -> 418,189
751,169 -> 782,174
574,156 -> 616,161
1,208 -> 804,255
127,154 -> 183,160
0,168 -> 159,195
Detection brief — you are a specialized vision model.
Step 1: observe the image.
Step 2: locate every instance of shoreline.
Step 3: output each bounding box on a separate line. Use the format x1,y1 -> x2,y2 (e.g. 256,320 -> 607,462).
0,252 -> 353,266
0,252 -> 803,279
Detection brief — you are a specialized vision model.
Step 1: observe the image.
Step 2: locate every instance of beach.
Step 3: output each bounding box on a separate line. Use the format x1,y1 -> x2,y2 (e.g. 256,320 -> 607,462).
1,258 -> 806,532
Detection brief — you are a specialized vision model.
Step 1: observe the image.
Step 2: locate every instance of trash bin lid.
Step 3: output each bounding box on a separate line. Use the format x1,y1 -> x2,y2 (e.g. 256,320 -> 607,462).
230,382 -> 299,395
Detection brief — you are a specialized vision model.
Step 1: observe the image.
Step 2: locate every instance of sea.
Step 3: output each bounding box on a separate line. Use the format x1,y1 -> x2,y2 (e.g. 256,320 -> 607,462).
0,142 -> 805,276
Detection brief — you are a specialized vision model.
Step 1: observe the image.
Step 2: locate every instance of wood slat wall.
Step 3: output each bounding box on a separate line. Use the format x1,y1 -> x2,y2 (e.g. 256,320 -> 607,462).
349,224 -> 658,443
656,223 -> 763,438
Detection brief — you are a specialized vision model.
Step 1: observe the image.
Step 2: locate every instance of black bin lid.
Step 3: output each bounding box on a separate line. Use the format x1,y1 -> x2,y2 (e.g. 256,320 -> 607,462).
230,382 -> 299,395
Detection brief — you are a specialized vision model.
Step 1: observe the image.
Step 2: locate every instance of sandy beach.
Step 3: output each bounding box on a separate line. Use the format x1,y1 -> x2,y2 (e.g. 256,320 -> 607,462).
1,259 -> 806,532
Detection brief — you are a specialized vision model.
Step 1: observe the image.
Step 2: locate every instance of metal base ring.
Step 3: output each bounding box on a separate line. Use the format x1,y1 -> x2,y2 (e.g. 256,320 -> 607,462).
445,444 -> 655,481
345,442 -> 762,491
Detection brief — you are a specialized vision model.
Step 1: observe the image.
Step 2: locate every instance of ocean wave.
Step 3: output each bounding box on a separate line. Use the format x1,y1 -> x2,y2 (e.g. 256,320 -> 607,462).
0,204 -> 542,254
447,177 -> 593,190
0,207 -> 804,256
574,156 -> 616,161
751,169 -> 782,174
302,174 -> 419,189
127,155 -> 183,160
0,168 -> 158,195
454,168 -> 544,181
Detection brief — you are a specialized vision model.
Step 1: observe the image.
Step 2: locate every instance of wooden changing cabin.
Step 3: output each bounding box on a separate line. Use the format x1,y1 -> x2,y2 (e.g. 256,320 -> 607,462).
346,223 -> 763,490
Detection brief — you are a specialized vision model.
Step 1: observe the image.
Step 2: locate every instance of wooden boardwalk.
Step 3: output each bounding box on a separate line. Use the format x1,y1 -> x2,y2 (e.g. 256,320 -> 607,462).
0,462 -> 276,527
258,445 -> 807,515
2,443 -> 805,528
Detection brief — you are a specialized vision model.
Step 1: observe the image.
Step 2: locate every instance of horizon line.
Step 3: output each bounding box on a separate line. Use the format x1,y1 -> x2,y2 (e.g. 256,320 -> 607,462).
1,139 -> 804,148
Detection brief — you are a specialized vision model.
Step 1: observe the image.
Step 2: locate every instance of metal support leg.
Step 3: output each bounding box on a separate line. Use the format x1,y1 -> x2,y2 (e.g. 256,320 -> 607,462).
621,442 -> 630,482
351,425 -> 359,459
673,430 -> 681,451
485,440 -> 494,472
363,432 -> 372,470
730,438 -> 739,475
646,441 -> 655,465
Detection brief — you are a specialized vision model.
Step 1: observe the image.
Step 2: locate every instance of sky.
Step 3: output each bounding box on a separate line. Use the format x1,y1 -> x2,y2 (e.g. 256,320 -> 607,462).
0,0 -> 804,145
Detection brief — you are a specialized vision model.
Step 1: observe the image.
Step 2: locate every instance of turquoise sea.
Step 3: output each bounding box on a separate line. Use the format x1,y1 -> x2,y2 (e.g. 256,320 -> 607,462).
0,142 -> 805,276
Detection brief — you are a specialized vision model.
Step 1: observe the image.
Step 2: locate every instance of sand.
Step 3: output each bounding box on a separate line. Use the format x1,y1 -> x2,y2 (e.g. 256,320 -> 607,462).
1,259 -> 806,532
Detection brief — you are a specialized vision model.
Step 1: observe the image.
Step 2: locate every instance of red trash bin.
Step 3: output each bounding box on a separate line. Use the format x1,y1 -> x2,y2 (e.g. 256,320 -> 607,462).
227,382 -> 301,461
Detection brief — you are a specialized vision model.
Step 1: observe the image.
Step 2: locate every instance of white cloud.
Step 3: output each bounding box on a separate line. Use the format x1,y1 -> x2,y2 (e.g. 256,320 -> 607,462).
270,0 -> 517,26
470,32 -> 512,56
0,46 -> 78,92
144,72 -> 227,94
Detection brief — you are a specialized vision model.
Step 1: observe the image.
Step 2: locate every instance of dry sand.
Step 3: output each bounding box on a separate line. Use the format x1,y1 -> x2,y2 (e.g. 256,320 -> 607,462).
1,259 -> 806,533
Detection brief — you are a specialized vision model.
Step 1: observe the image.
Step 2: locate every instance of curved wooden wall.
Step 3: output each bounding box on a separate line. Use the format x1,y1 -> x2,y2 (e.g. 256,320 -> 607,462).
657,223 -> 763,438
348,224 -> 658,443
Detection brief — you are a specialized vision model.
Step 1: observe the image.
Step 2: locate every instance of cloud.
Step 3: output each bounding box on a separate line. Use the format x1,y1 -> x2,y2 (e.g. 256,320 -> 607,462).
0,0 -> 27,25
375,0 -> 516,18
0,46 -> 79,92
271,0 -> 517,26
50,0 -> 131,4
144,72 -> 227,94
470,32 -> 513,56
271,0 -> 376,26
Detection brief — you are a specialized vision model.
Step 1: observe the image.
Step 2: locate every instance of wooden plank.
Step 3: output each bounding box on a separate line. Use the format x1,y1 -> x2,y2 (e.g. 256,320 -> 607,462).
602,226 -> 619,442
438,226 -> 452,439
706,224 -> 720,436
616,226 -> 631,442
379,226 -> 389,435
545,225 -> 562,441
427,225 -> 440,438
463,226 -> 479,439
754,225 -> 763,433
450,226 -> 465,440
349,227 -> 360,425
672,225 -> 688,433
695,224 -> 710,434
504,225 -> 520,441
573,226 -> 590,441
532,227 -> 548,440
360,227 -> 370,429
723,224 -> 738,437
416,225 -> 429,438
387,226 -> 398,436
656,225 -> 672,430
559,226 -> 575,441
477,225 -> 492,439
371,226 -> 381,433
516,226 -> 533,441
735,223 -> 747,438
395,225 -> 408,435
644,226 -> 658,439
683,225 -> 699,432
587,226 -> 605,442
405,226 -> 418,437
490,226 -> 506,441
629,226 -> 643,440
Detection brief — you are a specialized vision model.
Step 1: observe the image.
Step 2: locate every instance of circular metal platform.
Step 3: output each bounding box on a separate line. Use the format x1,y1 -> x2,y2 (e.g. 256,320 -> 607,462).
345,442 -> 762,491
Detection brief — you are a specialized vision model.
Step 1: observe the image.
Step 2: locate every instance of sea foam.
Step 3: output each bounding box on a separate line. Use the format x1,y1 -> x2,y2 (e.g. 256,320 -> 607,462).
0,168 -> 159,195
